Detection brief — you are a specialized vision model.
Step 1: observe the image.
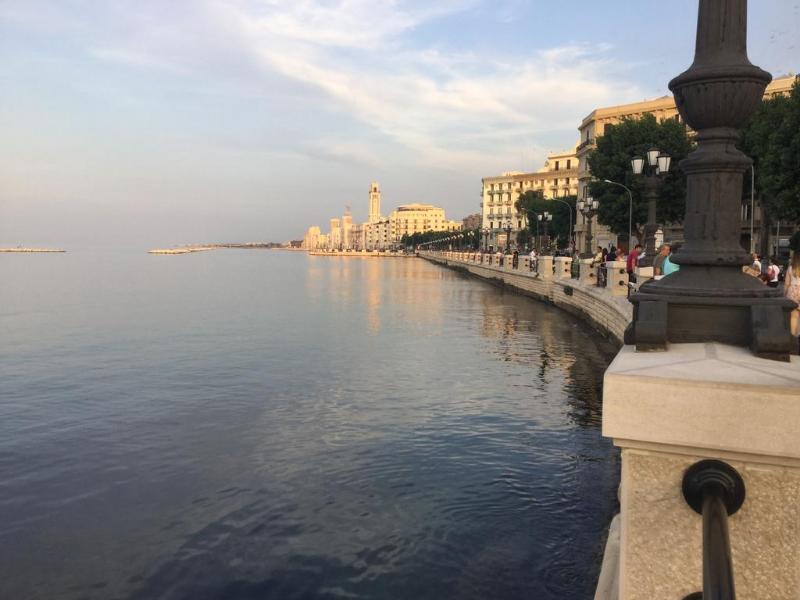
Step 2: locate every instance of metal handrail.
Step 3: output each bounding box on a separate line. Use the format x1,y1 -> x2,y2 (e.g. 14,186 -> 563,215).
682,460 -> 745,600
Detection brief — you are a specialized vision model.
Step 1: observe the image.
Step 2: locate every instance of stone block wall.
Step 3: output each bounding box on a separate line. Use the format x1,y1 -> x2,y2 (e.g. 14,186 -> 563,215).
419,251 -> 632,344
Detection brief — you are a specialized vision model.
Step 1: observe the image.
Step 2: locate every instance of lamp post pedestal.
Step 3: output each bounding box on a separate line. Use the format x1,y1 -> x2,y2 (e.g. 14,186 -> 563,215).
625,0 -> 795,361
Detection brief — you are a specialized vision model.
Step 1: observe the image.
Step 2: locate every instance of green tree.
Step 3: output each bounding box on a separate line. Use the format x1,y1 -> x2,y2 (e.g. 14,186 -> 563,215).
586,113 -> 694,242
740,78 -> 800,231
515,190 -> 576,248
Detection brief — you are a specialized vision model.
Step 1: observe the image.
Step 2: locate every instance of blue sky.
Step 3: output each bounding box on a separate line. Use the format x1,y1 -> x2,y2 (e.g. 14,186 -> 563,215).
1,1 -> 798,247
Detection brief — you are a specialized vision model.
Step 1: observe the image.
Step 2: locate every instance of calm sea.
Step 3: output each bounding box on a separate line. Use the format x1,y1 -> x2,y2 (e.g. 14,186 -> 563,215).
0,250 -> 619,600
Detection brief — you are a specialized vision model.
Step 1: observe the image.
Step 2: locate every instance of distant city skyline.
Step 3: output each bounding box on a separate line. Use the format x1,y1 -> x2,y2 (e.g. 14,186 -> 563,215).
1,1 -> 797,247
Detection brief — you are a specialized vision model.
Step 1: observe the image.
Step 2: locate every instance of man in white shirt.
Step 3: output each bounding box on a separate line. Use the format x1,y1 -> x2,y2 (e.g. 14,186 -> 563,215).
529,248 -> 538,272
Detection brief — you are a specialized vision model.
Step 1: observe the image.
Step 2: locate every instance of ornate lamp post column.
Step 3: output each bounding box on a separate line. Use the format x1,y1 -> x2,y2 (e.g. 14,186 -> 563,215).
504,220 -> 513,254
626,0 -> 794,360
481,227 -> 489,252
631,149 -> 671,265
578,197 -> 599,257
538,212 -> 552,253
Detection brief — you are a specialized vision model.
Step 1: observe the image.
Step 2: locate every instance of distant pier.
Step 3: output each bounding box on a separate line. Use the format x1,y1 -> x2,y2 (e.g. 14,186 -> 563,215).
0,248 -> 65,253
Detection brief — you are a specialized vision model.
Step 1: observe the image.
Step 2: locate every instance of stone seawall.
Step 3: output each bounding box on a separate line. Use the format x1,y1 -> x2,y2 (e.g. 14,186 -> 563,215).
419,251 -> 632,344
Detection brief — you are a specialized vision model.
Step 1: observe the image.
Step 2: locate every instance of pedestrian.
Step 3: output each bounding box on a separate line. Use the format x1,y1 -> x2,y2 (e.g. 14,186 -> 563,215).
766,257 -> 781,288
784,253 -> 800,348
601,248 -> 609,263
627,244 -> 642,281
662,244 -> 681,276
653,244 -> 671,276
592,245 -> 604,266
529,247 -> 538,272
751,252 -> 762,273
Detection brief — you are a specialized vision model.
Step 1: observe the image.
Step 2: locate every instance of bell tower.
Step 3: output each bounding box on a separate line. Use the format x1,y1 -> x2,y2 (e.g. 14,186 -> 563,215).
368,182 -> 381,223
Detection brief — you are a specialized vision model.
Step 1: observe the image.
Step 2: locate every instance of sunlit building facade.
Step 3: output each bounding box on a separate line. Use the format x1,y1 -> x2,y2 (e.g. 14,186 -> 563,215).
481,147 -> 579,250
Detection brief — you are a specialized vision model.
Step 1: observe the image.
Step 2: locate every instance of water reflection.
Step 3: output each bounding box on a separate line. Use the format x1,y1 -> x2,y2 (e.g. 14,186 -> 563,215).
0,252 -> 618,600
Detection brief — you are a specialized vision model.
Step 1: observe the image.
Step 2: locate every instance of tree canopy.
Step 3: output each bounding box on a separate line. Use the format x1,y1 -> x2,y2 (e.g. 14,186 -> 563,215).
739,77 -> 800,225
515,190 -> 576,249
402,229 -> 475,249
586,113 -> 694,241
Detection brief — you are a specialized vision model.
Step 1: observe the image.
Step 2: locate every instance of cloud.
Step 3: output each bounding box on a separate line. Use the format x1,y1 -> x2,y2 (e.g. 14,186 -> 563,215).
3,0 -> 645,174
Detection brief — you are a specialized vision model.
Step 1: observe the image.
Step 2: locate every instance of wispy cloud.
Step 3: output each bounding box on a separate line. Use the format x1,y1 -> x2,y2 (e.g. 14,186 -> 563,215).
15,0 -> 643,171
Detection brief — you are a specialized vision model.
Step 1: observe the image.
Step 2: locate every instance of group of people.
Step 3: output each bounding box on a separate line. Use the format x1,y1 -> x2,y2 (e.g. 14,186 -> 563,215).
587,242 -> 681,283
480,242 -> 800,350
747,252 -> 800,344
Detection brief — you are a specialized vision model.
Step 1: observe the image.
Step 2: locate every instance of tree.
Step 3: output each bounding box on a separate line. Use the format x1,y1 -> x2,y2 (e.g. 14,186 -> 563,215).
515,191 -> 576,248
740,78 -> 800,229
586,113 -> 694,242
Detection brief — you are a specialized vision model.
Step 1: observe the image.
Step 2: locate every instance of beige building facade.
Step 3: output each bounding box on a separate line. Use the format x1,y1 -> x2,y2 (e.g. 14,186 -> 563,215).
389,204 -> 460,241
575,74 -> 797,251
481,147 -> 579,250
302,225 -> 321,250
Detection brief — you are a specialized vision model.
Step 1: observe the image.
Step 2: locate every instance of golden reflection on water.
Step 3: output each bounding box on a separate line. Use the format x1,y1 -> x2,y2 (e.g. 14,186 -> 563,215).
304,256 -> 448,336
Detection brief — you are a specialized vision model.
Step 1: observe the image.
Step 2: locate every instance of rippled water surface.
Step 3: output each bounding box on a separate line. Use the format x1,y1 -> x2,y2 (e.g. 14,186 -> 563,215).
1,250 -> 619,600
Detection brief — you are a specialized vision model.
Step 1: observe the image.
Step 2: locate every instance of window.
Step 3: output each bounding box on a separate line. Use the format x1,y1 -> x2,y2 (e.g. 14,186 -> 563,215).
555,161 -> 560,171
566,159 -> 571,169
517,220 -> 522,229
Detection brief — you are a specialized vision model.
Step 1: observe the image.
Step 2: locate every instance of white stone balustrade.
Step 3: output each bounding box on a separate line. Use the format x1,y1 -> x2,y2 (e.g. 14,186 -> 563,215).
579,258 -> 597,285
635,266 -> 653,286
553,256 -> 573,280
606,261 -> 629,297
538,256 -> 554,280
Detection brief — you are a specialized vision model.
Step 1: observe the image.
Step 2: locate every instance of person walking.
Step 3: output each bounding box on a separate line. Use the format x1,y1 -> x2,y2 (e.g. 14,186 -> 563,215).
529,247 -> 538,273
784,253 -> 800,350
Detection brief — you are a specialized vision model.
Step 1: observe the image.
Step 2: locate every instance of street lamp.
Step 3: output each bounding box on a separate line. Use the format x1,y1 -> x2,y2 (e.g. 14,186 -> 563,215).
504,220 -> 513,254
552,197 -> 574,252
481,227 -> 489,252
577,197 -> 600,257
537,212 -> 552,252
630,147 -> 671,265
625,0 -> 794,360
603,179 -> 634,251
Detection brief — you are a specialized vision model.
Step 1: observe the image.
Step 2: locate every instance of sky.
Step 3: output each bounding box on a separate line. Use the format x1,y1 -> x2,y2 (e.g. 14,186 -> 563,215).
1,1 -> 798,247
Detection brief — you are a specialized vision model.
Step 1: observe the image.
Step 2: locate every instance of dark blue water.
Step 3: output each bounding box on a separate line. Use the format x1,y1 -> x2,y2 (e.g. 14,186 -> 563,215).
0,250 -> 619,600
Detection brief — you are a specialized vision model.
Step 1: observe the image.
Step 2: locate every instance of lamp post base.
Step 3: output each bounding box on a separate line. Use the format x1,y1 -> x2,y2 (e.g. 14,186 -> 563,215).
625,267 -> 796,361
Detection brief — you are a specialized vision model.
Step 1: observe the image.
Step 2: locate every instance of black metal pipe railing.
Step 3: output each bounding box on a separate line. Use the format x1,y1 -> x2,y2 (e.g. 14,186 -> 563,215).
681,460 -> 746,600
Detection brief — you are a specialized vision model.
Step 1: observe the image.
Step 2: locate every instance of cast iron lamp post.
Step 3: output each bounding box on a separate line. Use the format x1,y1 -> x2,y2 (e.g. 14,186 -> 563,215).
537,212 -> 552,253
630,148 -> 671,265
626,0 -> 794,361
604,179 -> 634,250
504,220 -> 513,254
481,227 -> 489,252
578,197 -> 599,257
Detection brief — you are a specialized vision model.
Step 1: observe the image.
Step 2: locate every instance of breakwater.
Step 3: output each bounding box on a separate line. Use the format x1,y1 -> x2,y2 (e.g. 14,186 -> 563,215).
418,250 -> 632,344
0,248 -> 65,253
